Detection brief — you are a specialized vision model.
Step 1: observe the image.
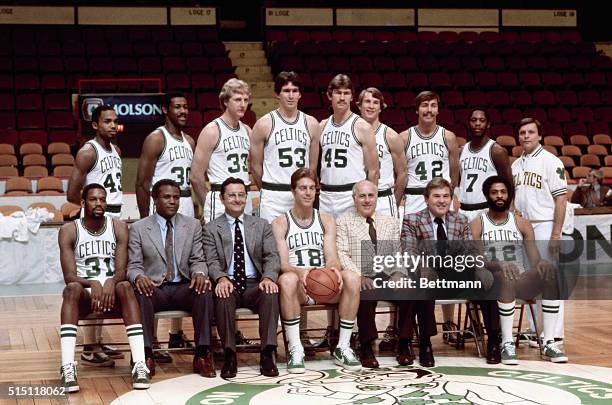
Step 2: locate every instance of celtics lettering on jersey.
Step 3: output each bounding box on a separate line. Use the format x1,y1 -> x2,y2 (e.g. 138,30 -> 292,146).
74,217 -> 116,281
85,139 -> 123,206
320,114 -> 365,185
152,126 -> 193,191
458,139 -> 498,204
208,118 -> 250,185
480,212 -> 524,268
286,209 -> 326,268
263,110 -> 310,185
405,125 -> 450,188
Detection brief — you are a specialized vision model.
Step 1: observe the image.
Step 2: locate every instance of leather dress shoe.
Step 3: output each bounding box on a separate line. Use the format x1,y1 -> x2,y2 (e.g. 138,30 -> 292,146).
486,340 -> 501,364
193,352 -> 216,378
396,342 -> 414,366
221,350 -> 237,379
169,330 -> 194,349
260,351 -> 279,377
359,345 -> 379,369
152,342 -> 172,363
146,357 -> 156,377
418,343 -> 435,367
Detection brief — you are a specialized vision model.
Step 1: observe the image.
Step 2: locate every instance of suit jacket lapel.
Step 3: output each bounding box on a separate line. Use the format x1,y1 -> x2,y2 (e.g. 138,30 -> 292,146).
145,217 -> 166,262
174,214 -> 186,265
243,215 -> 256,259
217,218 -> 233,268
418,209 -> 433,240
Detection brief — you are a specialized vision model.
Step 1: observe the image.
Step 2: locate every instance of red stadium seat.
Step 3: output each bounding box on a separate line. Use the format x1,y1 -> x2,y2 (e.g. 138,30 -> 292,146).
18,111 -> 45,130
47,111 -> 74,129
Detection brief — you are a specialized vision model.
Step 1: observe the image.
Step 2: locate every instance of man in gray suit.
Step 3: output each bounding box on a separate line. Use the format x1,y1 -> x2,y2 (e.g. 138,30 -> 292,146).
203,177 -> 280,379
128,179 -> 215,378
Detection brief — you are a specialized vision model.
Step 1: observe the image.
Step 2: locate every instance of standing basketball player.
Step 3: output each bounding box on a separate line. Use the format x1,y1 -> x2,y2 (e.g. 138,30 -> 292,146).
512,117 -> 568,345
272,168 -> 361,373
191,78 -> 253,223
59,184 -> 150,392
66,104 -> 124,366
400,91 -> 459,215
357,87 -> 407,217
136,92 -> 195,218
135,92 -> 195,361
250,71 -> 321,223
458,107 -> 512,222
471,175 -> 568,364
319,74 -> 379,218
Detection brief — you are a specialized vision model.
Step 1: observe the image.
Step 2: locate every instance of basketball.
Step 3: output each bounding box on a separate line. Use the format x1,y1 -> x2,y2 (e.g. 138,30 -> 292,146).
306,267 -> 340,303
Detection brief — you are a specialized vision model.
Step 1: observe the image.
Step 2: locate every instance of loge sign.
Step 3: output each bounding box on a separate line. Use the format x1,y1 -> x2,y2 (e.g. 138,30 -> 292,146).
0,6 -> 73,24
502,9 -> 577,27
78,7 -> 166,25
170,7 -> 216,25
336,8 -> 415,27
265,8 -> 333,26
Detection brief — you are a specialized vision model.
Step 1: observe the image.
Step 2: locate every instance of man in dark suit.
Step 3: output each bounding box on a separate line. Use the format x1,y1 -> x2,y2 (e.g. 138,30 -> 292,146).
203,177 -> 280,378
571,169 -> 612,208
128,179 -> 215,378
401,177 -> 493,367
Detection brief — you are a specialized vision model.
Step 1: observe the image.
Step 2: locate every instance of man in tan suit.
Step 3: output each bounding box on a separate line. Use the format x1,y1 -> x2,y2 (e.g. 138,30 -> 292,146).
336,180 -> 413,368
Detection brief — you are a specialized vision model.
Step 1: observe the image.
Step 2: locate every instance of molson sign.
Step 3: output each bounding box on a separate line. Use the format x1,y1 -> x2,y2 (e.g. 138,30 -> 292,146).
78,94 -> 164,123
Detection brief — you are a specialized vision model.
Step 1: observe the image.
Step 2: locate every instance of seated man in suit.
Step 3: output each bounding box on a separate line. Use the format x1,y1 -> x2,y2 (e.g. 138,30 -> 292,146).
336,180 -> 415,369
272,168 -> 362,373
128,179 -> 215,378
203,177 -> 280,378
571,169 -> 611,208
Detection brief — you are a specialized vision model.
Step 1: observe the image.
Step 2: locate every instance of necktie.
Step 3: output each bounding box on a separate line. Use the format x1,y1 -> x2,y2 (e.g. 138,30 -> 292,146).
434,217 -> 447,256
165,220 -> 174,281
366,216 -> 377,250
232,218 -> 247,294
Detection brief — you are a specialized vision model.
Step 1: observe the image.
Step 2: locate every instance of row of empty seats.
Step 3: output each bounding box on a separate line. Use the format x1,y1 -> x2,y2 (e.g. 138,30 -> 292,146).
2,175 -> 65,195
0,142 -> 74,178
0,201 -> 80,220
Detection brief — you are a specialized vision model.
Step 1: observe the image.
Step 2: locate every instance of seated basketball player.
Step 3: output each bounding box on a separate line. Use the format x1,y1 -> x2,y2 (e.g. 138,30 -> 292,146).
272,168 -> 362,373
471,176 -> 568,364
58,184 -> 150,393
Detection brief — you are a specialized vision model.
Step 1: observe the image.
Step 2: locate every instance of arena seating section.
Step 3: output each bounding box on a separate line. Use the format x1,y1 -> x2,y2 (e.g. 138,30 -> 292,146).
1,26 -> 612,201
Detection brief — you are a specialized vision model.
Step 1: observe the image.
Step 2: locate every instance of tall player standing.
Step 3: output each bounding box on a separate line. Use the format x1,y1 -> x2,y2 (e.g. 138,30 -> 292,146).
319,74 -> 379,218
458,107 -> 512,222
135,92 -> 195,362
191,78 -> 253,223
356,87 -> 407,217
66,105 -> 124,366
250,71 -> 321,223
512,117 -> 568,348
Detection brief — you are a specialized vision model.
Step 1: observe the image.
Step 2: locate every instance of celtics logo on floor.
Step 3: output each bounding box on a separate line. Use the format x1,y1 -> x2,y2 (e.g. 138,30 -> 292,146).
113,358 -> 612,405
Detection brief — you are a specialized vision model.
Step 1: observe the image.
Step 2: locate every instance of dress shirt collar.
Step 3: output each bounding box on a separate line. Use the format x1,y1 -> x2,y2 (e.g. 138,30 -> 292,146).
155,213 -> 176,229
225,213 -> 245,226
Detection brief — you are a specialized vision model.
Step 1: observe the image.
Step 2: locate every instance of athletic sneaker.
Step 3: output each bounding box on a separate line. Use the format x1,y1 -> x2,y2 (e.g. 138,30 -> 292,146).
60,362 -> 79,393
101,344 -> 125,359
542,340 -> 569,363
131,361 -> 151,389
529,336 -> 564,348
500,342 -> 519,365
81,349 -> 115,367
287,347 -> 305,374
333,347 -> 361,371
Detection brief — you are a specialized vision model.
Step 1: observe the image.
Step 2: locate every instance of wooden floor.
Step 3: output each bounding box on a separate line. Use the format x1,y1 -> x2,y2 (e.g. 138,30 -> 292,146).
0,294 -> 611,404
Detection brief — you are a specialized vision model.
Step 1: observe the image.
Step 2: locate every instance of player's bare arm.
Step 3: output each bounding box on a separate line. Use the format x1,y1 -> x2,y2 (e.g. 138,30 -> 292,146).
490,143 -> 513,184
271,215 -> 310,280
190,123 -> 220,208
66,145 -> 95,205
135,130 -> 164,218
306,114 -> 321,169
551,194 -> 567,240
445,129 -> 460,189
355,118 -> 380,184
249,114 -> 272,189
387,127 -> 408,206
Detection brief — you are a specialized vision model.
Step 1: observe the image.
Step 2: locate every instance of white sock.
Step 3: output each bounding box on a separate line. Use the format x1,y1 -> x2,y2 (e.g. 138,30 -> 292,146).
126,324 -> 145,363
60,324 -> 78,366
337,319 -> 355,349
497,301 -> 515,344
542,300 -> 559,343
169,318 -> 181,334
282,317 -> 302,352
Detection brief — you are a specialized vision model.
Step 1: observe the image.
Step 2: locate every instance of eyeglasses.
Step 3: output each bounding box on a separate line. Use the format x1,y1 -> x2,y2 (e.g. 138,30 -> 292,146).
225,193 -> 247,200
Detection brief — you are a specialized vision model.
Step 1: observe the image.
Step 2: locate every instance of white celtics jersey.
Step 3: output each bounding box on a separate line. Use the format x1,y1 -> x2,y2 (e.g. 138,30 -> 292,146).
405,125 -> 450,189
320,113 -> 366,186
458,139 -> 498,205
286,209 -> 326,268
208,118 -> 250,185
480,211 -> 525,272
74,217 -> 116,282
262,110 -> 311,185
151,126 -> 193,193
375,123 -> 394,191
512,145 -> 567,221
85,139 -> 122,206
